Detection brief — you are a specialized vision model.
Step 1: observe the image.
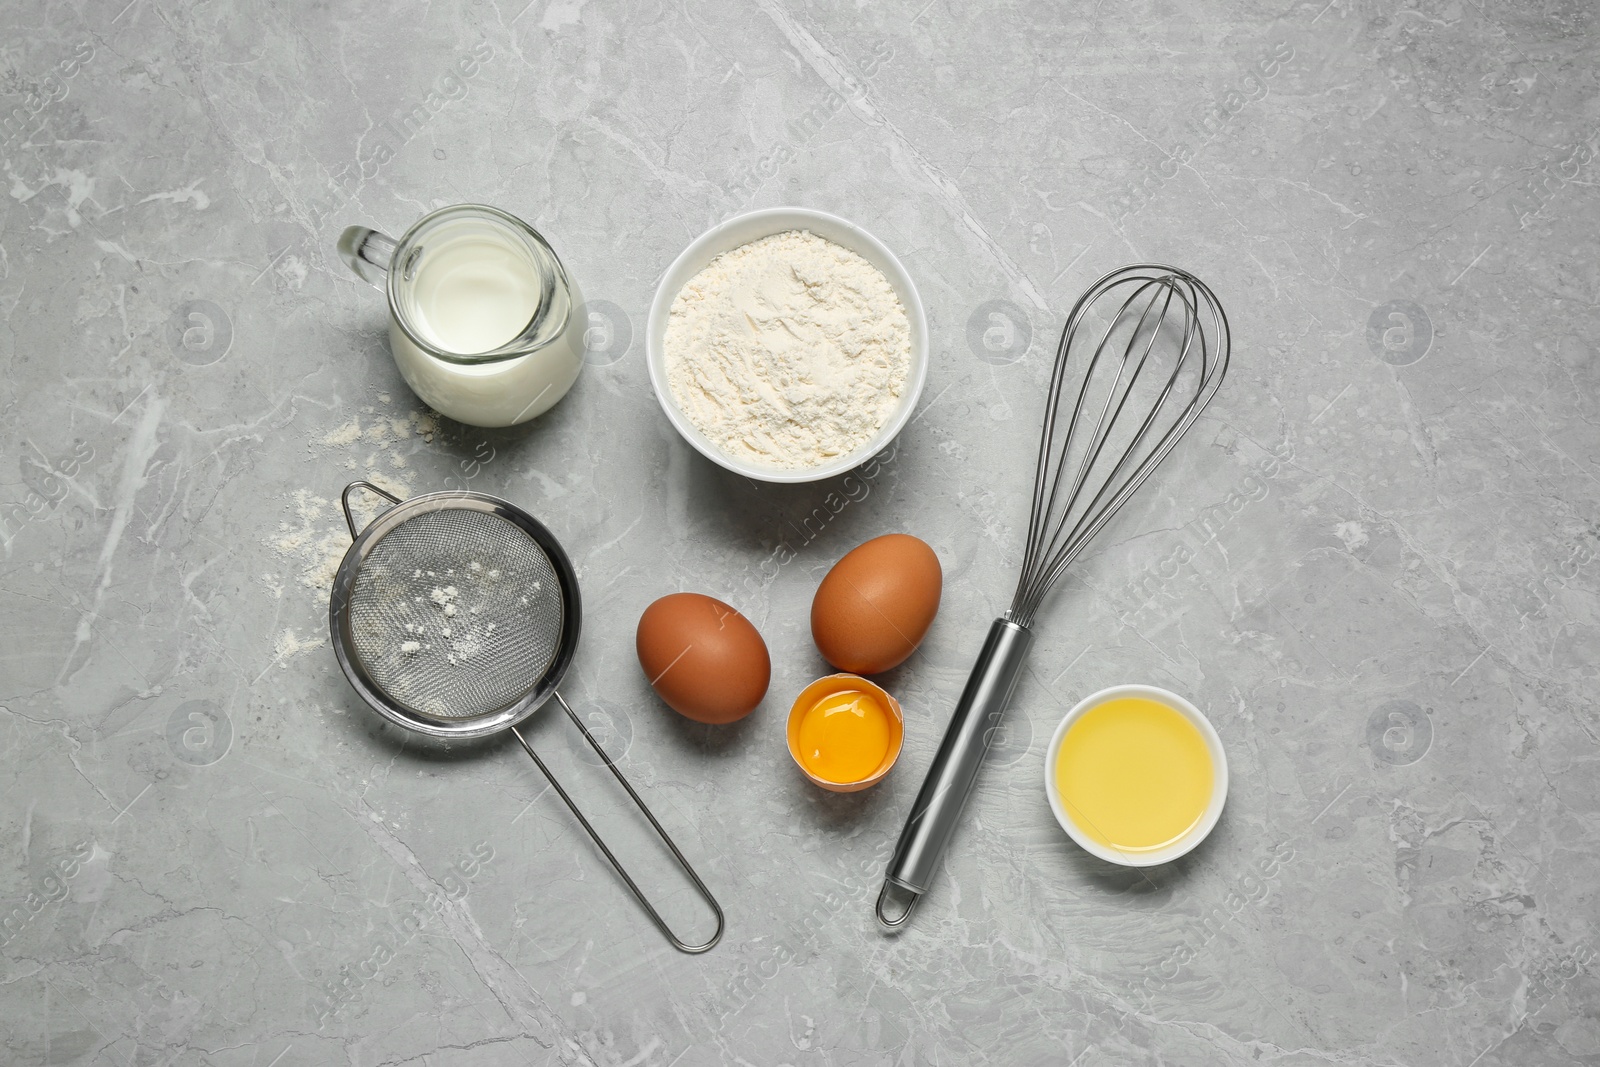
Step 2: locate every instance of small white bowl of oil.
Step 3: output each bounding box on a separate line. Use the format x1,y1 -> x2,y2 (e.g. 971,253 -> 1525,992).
1044,684 -> 1228,867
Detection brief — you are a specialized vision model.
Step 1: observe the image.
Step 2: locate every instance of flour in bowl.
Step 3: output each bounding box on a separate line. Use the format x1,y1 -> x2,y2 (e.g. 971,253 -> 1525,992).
665,230 -> 911,470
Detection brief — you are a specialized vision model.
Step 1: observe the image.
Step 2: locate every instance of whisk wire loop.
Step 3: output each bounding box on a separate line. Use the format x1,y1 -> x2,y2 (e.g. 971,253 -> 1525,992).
1033,279 -> 1199,589
1038,278 -> 1179,564
1008,265 -> 1230,628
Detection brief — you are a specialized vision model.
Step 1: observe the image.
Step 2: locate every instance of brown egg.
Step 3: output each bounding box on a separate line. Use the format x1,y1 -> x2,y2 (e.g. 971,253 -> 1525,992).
636,593 -> 770,724
811,534 -> 942,675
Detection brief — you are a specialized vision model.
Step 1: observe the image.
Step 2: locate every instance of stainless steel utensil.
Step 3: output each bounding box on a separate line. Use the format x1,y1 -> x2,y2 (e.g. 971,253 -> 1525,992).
329,481 -> 725,953
875,264 -> 1230,928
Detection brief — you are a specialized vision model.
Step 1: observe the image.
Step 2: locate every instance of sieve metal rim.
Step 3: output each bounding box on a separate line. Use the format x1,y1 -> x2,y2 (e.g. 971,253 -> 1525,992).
328,483 -> 582,740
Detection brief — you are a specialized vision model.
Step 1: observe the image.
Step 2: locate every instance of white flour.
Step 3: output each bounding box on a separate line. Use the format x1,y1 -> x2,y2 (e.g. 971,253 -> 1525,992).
665,230 -> 911,469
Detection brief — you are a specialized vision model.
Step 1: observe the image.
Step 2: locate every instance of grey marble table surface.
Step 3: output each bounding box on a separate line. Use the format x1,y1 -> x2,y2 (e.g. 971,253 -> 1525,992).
3,0 -> 1598,1064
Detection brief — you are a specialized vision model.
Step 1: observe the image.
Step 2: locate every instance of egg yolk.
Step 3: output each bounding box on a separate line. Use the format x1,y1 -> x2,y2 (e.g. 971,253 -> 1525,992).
1054,696 -> 1214,853
797,689 -> 893,783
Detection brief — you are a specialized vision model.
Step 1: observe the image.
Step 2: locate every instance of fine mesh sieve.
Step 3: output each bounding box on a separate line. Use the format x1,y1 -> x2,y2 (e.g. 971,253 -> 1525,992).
329,481 -> 724,953
346,508 -> 565,725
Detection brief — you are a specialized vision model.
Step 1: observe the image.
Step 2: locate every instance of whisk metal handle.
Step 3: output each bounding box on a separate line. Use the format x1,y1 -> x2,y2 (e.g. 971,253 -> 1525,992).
878,617 -> 1032,925
512,692 -> 726,954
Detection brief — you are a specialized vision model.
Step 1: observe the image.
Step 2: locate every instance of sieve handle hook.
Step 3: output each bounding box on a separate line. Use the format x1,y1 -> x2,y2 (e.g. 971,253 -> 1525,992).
511,692 -> 726,954
341,480 -> 402,539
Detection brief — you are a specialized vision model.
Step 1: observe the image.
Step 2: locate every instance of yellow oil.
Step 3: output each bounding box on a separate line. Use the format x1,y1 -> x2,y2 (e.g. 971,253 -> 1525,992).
797,689 -> 893,783
1054,696 -> 1214,853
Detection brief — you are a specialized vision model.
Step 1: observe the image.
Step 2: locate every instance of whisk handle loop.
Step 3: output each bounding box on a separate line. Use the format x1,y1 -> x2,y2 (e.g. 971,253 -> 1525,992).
878,618 -> 1032,924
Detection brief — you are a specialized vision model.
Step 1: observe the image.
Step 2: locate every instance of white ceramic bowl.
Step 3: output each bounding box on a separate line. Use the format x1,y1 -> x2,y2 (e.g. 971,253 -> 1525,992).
645,207 -> 930,484
1044,684 -> 1229,867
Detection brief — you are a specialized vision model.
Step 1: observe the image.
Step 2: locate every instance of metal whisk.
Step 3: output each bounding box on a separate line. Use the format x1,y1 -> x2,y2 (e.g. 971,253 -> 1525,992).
876,264 -> 1230,928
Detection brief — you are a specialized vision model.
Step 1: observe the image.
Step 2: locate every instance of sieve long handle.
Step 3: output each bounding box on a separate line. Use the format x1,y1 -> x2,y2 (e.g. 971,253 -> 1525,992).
511,692 -> 725,954
876,617 -> 1033,929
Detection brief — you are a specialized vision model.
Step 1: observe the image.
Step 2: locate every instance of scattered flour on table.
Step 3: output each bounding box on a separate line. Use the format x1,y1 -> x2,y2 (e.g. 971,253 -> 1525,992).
273,627 -> 324,666
262,479 -> 405,597
265,490 -> 348,594
314,409 -> 439,451
266,400 -> 440,595
256,398 -> 446,676
665,229 -> 911,470
307,405 -> 438,488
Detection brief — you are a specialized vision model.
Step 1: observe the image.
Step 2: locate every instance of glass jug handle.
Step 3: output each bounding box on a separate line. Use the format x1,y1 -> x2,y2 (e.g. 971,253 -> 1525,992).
338,225 -> 397,289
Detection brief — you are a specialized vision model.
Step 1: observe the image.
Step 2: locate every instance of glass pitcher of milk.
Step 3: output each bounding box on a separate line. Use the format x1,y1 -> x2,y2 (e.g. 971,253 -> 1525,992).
339,204 -> 583,427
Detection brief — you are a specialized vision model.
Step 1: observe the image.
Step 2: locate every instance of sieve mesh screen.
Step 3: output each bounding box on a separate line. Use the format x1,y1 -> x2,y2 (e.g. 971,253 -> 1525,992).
346,508 -> 564,720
